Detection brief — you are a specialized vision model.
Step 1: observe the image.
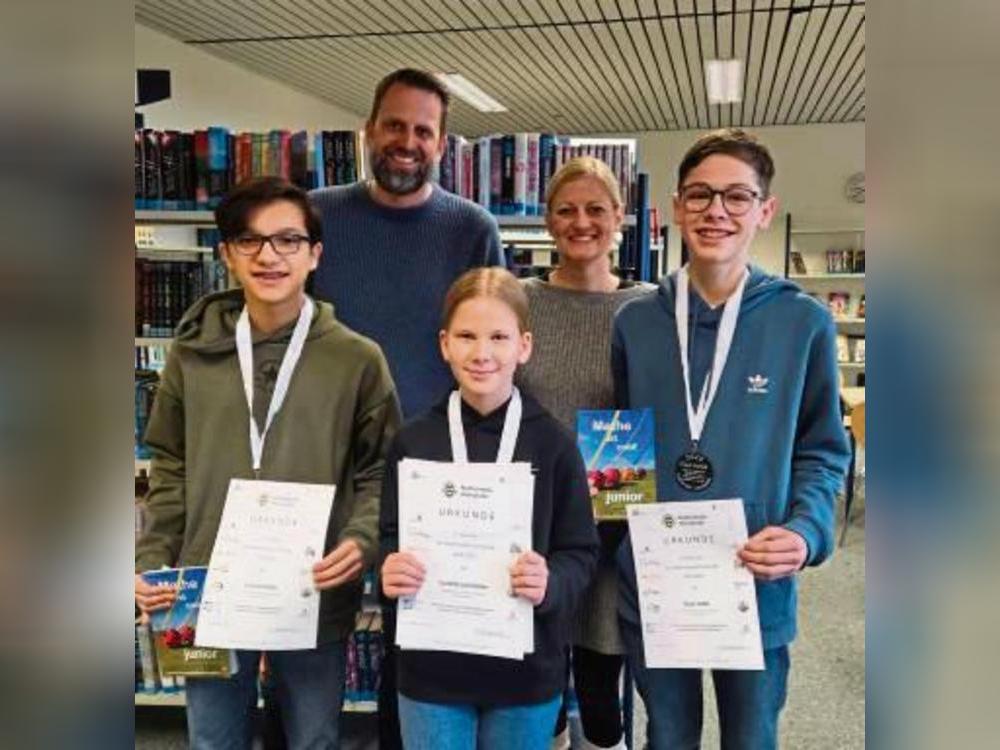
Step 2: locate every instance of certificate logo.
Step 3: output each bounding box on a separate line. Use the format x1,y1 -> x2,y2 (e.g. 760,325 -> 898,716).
443,481 -> 457,498
662,513 -> 675,529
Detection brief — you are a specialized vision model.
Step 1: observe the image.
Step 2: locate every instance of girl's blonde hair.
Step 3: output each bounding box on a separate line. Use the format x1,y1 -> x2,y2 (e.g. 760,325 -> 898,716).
441,267 -> 531,333
545,156 -> 623,214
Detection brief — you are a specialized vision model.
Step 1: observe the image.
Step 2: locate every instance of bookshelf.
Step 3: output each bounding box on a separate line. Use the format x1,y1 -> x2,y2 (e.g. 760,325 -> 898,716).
784,217 -> 865,385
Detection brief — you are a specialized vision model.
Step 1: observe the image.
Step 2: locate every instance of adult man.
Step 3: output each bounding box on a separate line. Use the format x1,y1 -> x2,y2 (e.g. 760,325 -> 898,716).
310,68 -> 503,420
612,129 -> 850,749
309,68 -> 502,750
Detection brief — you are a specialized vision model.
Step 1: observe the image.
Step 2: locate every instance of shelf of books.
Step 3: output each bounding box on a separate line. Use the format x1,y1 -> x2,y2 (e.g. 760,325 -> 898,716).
784,216 -> 865,386
135,127 -> 653,281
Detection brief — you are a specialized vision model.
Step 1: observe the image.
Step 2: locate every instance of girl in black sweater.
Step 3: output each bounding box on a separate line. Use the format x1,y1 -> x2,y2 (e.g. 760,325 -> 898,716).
380,267 -> 599,750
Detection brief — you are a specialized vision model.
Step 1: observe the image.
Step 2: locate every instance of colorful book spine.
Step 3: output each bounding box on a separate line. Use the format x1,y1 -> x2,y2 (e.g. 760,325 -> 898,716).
314,132 -> 326,188
160,131 -> 181,210
538,133 -> 555,210
143,129 -> 162,210
180,133 -> 196,209
501,135 -> 515,215
513,133 -> 528,216
461,138 -> 474,200
490,137 -> 502,214
135,130 -> 145,209
477,136 -> 491,210
290,130 -> 308,188
525,133 -> 540,215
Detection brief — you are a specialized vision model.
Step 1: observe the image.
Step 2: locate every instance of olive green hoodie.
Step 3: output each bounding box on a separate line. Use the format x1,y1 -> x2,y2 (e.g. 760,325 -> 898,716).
135,289 -> 401,643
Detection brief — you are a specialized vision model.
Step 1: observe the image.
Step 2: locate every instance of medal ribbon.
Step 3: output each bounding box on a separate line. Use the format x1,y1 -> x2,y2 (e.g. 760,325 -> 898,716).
235,297 -> 314,473
675,265 -> 748,447
448,387 -> 523,464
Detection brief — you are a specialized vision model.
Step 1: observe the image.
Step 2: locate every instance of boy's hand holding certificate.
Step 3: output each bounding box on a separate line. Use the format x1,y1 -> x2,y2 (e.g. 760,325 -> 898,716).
194,478 -> 335,651
628,499 -> 764,670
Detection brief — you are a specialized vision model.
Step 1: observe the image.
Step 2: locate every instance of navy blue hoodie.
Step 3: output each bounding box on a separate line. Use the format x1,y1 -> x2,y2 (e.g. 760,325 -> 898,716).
611,266 -> 850,649
379,391 -> 599,705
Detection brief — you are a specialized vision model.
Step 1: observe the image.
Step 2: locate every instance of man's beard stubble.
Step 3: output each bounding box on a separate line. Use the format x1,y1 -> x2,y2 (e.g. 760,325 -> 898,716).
369,147 -> 432,196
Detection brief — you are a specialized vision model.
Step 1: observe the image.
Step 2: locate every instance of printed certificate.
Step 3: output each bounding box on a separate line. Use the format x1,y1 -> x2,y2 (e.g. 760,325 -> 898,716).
628,499 -> 764,670
195,479 -> 335,651
395,458 -> 534,660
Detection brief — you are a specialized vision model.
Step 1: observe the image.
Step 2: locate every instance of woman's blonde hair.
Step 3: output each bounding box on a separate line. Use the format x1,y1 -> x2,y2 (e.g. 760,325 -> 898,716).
441,267 -> 531,333
545,156 -> 623,214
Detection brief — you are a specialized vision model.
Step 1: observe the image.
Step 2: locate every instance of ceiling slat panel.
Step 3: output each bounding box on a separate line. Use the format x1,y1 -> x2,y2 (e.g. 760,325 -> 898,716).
801,4 -> 862,122
136,0 -> 863,133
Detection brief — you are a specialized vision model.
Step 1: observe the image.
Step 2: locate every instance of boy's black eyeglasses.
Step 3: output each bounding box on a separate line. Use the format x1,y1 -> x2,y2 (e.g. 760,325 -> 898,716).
678,184 -> 762,216
230,233 -> 311,256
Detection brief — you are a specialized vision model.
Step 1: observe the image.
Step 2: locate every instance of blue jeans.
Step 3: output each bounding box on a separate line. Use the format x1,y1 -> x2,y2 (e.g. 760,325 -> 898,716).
397,692 -> 562,750
622,621 -> 790,750
185,640 -> 346,750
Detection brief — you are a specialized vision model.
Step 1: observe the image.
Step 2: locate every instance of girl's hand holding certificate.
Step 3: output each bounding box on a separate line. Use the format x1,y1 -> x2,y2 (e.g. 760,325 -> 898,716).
510,550 -> 548,606
383,549 -> 548,607
381,551 -> 427,598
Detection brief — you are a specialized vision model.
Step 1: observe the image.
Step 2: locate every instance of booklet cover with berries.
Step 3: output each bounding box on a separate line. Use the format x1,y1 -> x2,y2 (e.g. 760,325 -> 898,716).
142,566 -> 237,678
577,408 -> 657,520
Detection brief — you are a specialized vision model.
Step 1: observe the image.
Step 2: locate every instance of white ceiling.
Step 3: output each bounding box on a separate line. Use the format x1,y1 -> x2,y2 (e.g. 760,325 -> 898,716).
136,0 -> 864,136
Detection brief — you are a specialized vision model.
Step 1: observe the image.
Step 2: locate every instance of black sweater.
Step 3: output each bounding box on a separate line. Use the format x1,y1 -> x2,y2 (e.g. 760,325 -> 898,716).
379,391 -> 599,706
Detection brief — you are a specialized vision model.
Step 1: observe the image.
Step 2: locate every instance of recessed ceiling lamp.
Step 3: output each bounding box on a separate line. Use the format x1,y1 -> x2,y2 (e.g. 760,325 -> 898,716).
434,72 -> 508,113
704,59 -> 743,104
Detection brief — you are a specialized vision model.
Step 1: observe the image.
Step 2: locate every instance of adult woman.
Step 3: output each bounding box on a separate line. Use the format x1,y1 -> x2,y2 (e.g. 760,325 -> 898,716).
518,157 -> 655,750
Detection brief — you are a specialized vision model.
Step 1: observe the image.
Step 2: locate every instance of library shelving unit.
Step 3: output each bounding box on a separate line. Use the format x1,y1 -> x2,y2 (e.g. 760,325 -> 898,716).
133,208 -> 381,714
783,217 -> 865,386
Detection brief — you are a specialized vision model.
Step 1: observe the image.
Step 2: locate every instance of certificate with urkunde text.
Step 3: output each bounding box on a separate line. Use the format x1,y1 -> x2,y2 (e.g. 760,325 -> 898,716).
395,458 -> 534,660
627,499 -> 764,670
194,479 -> 335,651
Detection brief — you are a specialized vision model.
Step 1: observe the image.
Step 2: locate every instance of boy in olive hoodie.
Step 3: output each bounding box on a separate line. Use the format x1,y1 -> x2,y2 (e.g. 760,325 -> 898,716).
134,177 -> 401,749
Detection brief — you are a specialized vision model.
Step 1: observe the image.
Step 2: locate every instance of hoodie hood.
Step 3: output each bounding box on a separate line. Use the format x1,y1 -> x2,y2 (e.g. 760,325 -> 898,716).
656,264 -> 800,319
172,289 -> 338,354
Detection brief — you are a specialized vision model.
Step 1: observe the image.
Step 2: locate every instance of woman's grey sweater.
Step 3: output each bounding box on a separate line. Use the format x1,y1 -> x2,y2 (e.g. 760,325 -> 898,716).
517,275 -> 655,654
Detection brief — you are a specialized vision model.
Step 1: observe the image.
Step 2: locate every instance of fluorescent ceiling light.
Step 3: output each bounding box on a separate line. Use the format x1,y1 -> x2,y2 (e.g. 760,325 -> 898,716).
705,59 -> 743,104
435,72 -> 508,113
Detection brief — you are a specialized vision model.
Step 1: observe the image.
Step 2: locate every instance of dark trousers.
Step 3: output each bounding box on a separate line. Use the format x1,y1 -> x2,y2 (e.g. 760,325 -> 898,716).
554,645 -> 626,747
378,612 -> 403,750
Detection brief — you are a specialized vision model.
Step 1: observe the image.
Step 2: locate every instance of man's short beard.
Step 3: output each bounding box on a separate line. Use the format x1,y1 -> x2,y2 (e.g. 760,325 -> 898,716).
370,150 -> 431,196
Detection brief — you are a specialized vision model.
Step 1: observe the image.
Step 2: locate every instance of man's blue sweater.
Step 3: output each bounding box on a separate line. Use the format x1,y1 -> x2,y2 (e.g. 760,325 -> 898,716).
612,265 -> 850,649
310,182 -> 503,418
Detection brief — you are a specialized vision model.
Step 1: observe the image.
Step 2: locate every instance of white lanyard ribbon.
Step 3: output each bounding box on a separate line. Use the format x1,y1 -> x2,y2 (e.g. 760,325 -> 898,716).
448,388 -> 522,464
235,297 -> 314,473
675,266 -> 747,446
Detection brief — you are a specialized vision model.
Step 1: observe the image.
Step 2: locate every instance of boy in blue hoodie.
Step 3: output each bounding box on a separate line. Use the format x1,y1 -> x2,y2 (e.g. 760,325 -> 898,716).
611,129 -> 850,749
